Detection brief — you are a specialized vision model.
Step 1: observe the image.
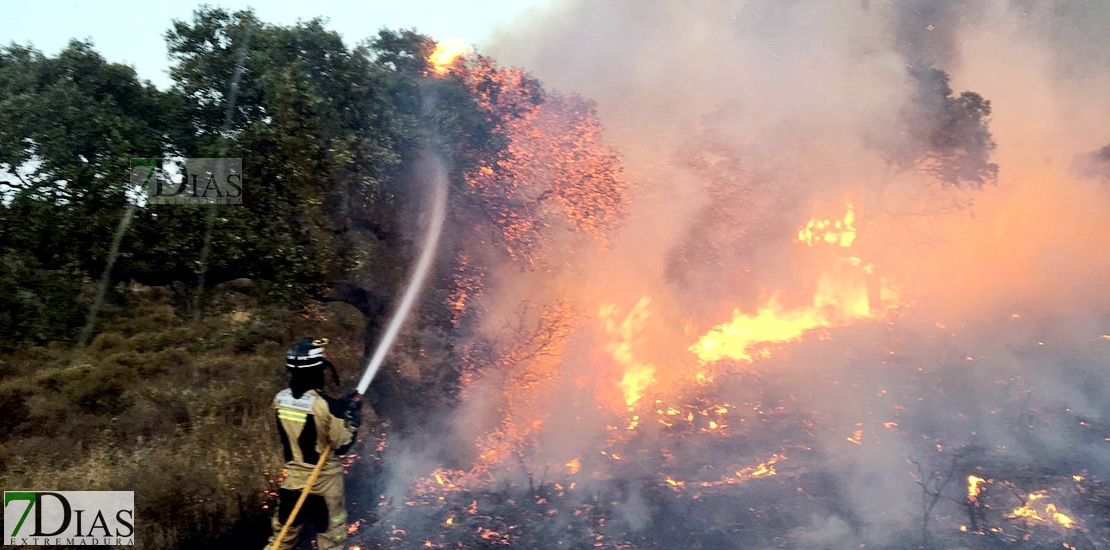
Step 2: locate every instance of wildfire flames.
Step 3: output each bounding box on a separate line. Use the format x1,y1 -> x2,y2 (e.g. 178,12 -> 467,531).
592,203 -> 901,407
353,173 -> 1102,549
1006,492 -> 1075,529
428,39 -> 471,74
796,203 -> 858,247
599,298 -> 657,407
690,203 -> 896,366
347,10 -> 1110,547
967,474 -> 985,502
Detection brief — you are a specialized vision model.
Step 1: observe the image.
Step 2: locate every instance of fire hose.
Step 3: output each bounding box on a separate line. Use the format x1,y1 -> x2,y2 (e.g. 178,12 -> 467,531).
271,446 -> 331,548
270,154 -> 448,548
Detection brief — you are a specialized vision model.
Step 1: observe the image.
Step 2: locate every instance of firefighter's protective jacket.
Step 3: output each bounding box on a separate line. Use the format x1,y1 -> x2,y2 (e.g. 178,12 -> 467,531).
272,388 -> 355,487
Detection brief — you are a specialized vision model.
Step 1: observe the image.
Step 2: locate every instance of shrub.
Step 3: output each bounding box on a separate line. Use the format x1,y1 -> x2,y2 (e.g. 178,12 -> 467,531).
87,331 -> 127,355
0,284 -> 367,550
69,363 -> 134,416
147,347 -> 192,377
0,386 -> 31,434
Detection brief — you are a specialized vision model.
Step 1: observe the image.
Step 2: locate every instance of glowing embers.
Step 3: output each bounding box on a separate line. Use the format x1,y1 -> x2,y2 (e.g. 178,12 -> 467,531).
428,39 -> 471,74
662,453 -> 784,491
565,458 -> 581,474
650,399 -> 734,433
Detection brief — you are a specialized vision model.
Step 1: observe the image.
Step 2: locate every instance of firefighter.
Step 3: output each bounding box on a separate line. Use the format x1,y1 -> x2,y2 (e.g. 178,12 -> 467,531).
265,337 -> 361,550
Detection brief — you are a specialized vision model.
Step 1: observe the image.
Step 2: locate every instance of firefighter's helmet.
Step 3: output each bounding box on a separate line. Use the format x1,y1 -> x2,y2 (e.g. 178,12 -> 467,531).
286,337 -> 330,369
286,338 -> 336,397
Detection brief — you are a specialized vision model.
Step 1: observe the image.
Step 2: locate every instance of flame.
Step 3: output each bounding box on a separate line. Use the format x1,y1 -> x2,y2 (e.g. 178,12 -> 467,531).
566,458 -> 581,474
690,280 -> 875,364
967,475 -> 986,502
429,39 -> 471,74
691,202 -> 898,364
691,299 -> 826,363
1046,504 -> 1074,528
742,455 -> 781,478
846,429 -> 863,445
1005,491 -> 1075,528
663,453 -> 783,490
599,297 -> 657,405
1008,503 -> 1043,521
797,203 -> 858,247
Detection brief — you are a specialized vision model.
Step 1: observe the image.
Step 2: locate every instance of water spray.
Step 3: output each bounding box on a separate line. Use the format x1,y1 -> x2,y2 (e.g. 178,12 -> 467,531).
271,152 -> 448,549
275,45 -> 458,549
357,155 -> 449,395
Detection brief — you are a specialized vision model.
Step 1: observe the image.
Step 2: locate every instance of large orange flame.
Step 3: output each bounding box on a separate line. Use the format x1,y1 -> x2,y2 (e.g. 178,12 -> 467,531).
967,474 -> 986,502
429,39 -> 471,74
594,202 -> 903,411
690,202 -> 897,364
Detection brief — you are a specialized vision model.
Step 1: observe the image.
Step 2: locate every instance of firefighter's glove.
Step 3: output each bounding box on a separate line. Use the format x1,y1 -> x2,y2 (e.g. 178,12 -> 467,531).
344,397 -> 363,430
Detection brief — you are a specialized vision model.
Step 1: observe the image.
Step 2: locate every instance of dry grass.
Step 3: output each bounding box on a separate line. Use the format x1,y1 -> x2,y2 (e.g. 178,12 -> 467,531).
0,285 -> 367,549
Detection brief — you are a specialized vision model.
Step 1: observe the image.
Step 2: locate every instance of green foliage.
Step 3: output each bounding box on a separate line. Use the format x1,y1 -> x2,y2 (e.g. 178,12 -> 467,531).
0,9 -> 456,345
0,41 -> 167,347
0,251 -> 91,348
130,9 -> 412,310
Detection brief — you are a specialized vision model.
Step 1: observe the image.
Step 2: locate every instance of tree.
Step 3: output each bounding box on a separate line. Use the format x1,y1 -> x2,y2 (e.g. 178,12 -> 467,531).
0,41 -> 169,346
455,56 -> 628,264
130,9 -> 408,310
896,66 -> 998,188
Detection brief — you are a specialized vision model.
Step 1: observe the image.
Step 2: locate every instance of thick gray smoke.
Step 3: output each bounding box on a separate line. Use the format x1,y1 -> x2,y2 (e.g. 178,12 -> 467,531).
486,0 -> 1110,343
370,2 -> 1110,548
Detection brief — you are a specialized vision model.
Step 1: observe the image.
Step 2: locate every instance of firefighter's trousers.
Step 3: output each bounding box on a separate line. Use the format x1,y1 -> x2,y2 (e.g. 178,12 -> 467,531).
265,471 -> 348,550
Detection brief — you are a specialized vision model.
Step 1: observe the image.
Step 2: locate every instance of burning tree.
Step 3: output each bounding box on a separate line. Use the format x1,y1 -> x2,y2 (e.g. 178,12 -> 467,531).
450,55 -> 629,265
354,138 -> 1110,549
348,18 -> 1110,550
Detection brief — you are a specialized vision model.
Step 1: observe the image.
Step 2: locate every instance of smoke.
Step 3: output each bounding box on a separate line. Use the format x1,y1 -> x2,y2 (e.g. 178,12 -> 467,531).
371,1 -> 1110,547
485,0 -> 1110,351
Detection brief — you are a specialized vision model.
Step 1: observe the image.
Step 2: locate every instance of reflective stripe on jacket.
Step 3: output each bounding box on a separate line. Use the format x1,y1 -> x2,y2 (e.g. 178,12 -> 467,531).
273,388 -> 355,489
